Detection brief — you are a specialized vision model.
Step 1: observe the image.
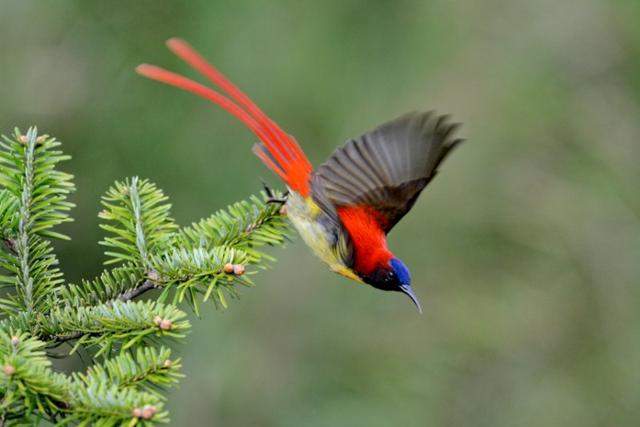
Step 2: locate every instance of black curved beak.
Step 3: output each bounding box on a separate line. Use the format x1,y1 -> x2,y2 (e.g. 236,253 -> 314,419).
399,284 -> 422,313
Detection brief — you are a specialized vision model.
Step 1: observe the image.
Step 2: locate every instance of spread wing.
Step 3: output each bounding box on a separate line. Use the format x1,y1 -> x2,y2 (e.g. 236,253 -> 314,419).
311,111 -> 464,234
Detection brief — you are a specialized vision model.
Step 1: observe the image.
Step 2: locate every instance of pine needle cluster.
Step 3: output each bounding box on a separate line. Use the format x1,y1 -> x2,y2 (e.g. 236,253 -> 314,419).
0,128 -> 289,425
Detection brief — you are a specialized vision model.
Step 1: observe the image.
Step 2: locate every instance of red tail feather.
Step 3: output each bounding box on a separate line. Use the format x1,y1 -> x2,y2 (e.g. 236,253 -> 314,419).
136,39 -> 312,195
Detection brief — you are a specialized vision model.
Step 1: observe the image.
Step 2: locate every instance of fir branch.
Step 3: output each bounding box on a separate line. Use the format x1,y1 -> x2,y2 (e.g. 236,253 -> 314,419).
53,263 -> 146,308
0,235 -> 66,318
0,126 -> 290,424
53,270 -> 159,313
99,178 -> 177,268
0,330 -> 69,424
75,346 -> 182,396
18,239 -> 64,316
16,129 -> 37,314
0,128 -> 75,240
64,383 -> 166,426
0,314 -> 31,336
64,189 -> 288,311
0,331 -> 171,425
41,300 -> 190,356
0,129 -> 74,315
176,192 -> 288,262
152,246 -> 253,312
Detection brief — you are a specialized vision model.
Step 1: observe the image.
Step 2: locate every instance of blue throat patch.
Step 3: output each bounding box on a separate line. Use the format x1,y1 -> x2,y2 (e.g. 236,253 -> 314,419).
390,258 -> 411,285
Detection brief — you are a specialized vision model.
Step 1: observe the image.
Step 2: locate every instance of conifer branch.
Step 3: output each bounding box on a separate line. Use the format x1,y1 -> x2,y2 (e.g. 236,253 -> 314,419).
75,346 -> 182,395
0,331 -> 69,424
0,128 -> 290,424
99,178 -> 176,267
0,129 -> 74,317
152,246 -> 253,311
0,330 -> 171,425
16,129 -> 37,314
42,300 -> 190,355
177,193 -> 289,261
54,263 -> 145,308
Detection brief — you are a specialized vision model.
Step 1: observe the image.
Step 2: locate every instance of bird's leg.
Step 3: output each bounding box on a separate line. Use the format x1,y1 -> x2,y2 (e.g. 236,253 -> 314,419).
262,181 -> 289,205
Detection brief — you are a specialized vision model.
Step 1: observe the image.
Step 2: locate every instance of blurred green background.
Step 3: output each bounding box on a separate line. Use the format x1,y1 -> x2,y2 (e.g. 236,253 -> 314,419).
1,1 -> 639,426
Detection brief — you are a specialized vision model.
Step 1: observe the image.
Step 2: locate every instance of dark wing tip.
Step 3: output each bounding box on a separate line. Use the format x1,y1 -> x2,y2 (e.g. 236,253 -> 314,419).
311,109 -> 466,233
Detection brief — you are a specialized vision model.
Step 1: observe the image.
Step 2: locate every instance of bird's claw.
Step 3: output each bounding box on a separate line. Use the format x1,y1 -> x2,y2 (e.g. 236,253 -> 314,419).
262,181 -> 289,205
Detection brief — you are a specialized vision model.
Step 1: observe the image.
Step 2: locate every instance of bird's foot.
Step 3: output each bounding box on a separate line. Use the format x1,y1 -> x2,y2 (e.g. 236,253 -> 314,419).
262,182 -> 289,205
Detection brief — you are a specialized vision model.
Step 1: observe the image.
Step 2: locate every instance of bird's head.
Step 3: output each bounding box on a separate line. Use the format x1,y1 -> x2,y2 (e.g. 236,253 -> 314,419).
361,257 -> 422,313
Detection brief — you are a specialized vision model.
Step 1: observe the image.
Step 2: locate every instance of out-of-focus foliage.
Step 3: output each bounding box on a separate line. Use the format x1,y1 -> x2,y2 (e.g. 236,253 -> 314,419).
1,1 -> 638,426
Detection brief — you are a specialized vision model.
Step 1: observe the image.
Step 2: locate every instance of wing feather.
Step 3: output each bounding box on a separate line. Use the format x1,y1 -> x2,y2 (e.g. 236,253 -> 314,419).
311,111 -> 464,233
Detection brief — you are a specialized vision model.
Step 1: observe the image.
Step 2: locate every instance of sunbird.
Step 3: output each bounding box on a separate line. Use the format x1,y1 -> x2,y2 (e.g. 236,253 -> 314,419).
137,39 -> 464,312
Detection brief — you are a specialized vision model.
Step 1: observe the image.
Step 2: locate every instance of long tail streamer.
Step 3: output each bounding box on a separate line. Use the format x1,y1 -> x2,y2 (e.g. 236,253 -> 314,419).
136,38 -> 312,195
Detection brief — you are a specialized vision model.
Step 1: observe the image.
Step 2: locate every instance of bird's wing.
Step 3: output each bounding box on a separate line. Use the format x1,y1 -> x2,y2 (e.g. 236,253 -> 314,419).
311,111 -> 463,234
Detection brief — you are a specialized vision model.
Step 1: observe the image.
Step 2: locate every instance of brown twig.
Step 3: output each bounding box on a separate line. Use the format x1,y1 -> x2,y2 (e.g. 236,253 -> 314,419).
118,279 -> 157,302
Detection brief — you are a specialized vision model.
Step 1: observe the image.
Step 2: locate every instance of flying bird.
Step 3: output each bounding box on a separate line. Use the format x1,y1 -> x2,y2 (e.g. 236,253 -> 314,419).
136,39 -> 464,312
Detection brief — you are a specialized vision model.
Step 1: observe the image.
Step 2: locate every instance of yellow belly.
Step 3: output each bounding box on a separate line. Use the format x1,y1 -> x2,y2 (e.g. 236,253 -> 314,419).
285,192 -> 362,283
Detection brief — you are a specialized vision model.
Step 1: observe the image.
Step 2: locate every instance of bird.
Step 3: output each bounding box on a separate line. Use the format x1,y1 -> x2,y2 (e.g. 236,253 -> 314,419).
136,38 -> 464,312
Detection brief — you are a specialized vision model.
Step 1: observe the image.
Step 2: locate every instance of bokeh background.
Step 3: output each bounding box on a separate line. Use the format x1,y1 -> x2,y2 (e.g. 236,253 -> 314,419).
1,1 -> 639,426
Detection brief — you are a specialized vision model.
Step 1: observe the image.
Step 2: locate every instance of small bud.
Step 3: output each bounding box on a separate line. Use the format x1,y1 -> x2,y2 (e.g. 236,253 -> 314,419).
147,269 -> 160,282
163,359 -> 172,368
223,263 -> 234,274
159,319 -> 172,330
132,407 -> 143,418
3,364 -> 16,376
36,135 -> 47,143
233,264 -> 245,276
18,134 -> 28,144
141,405 -> 157,420
279,205 -> 287,215
153,315 -> 162,325
10,336 -> 20,346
